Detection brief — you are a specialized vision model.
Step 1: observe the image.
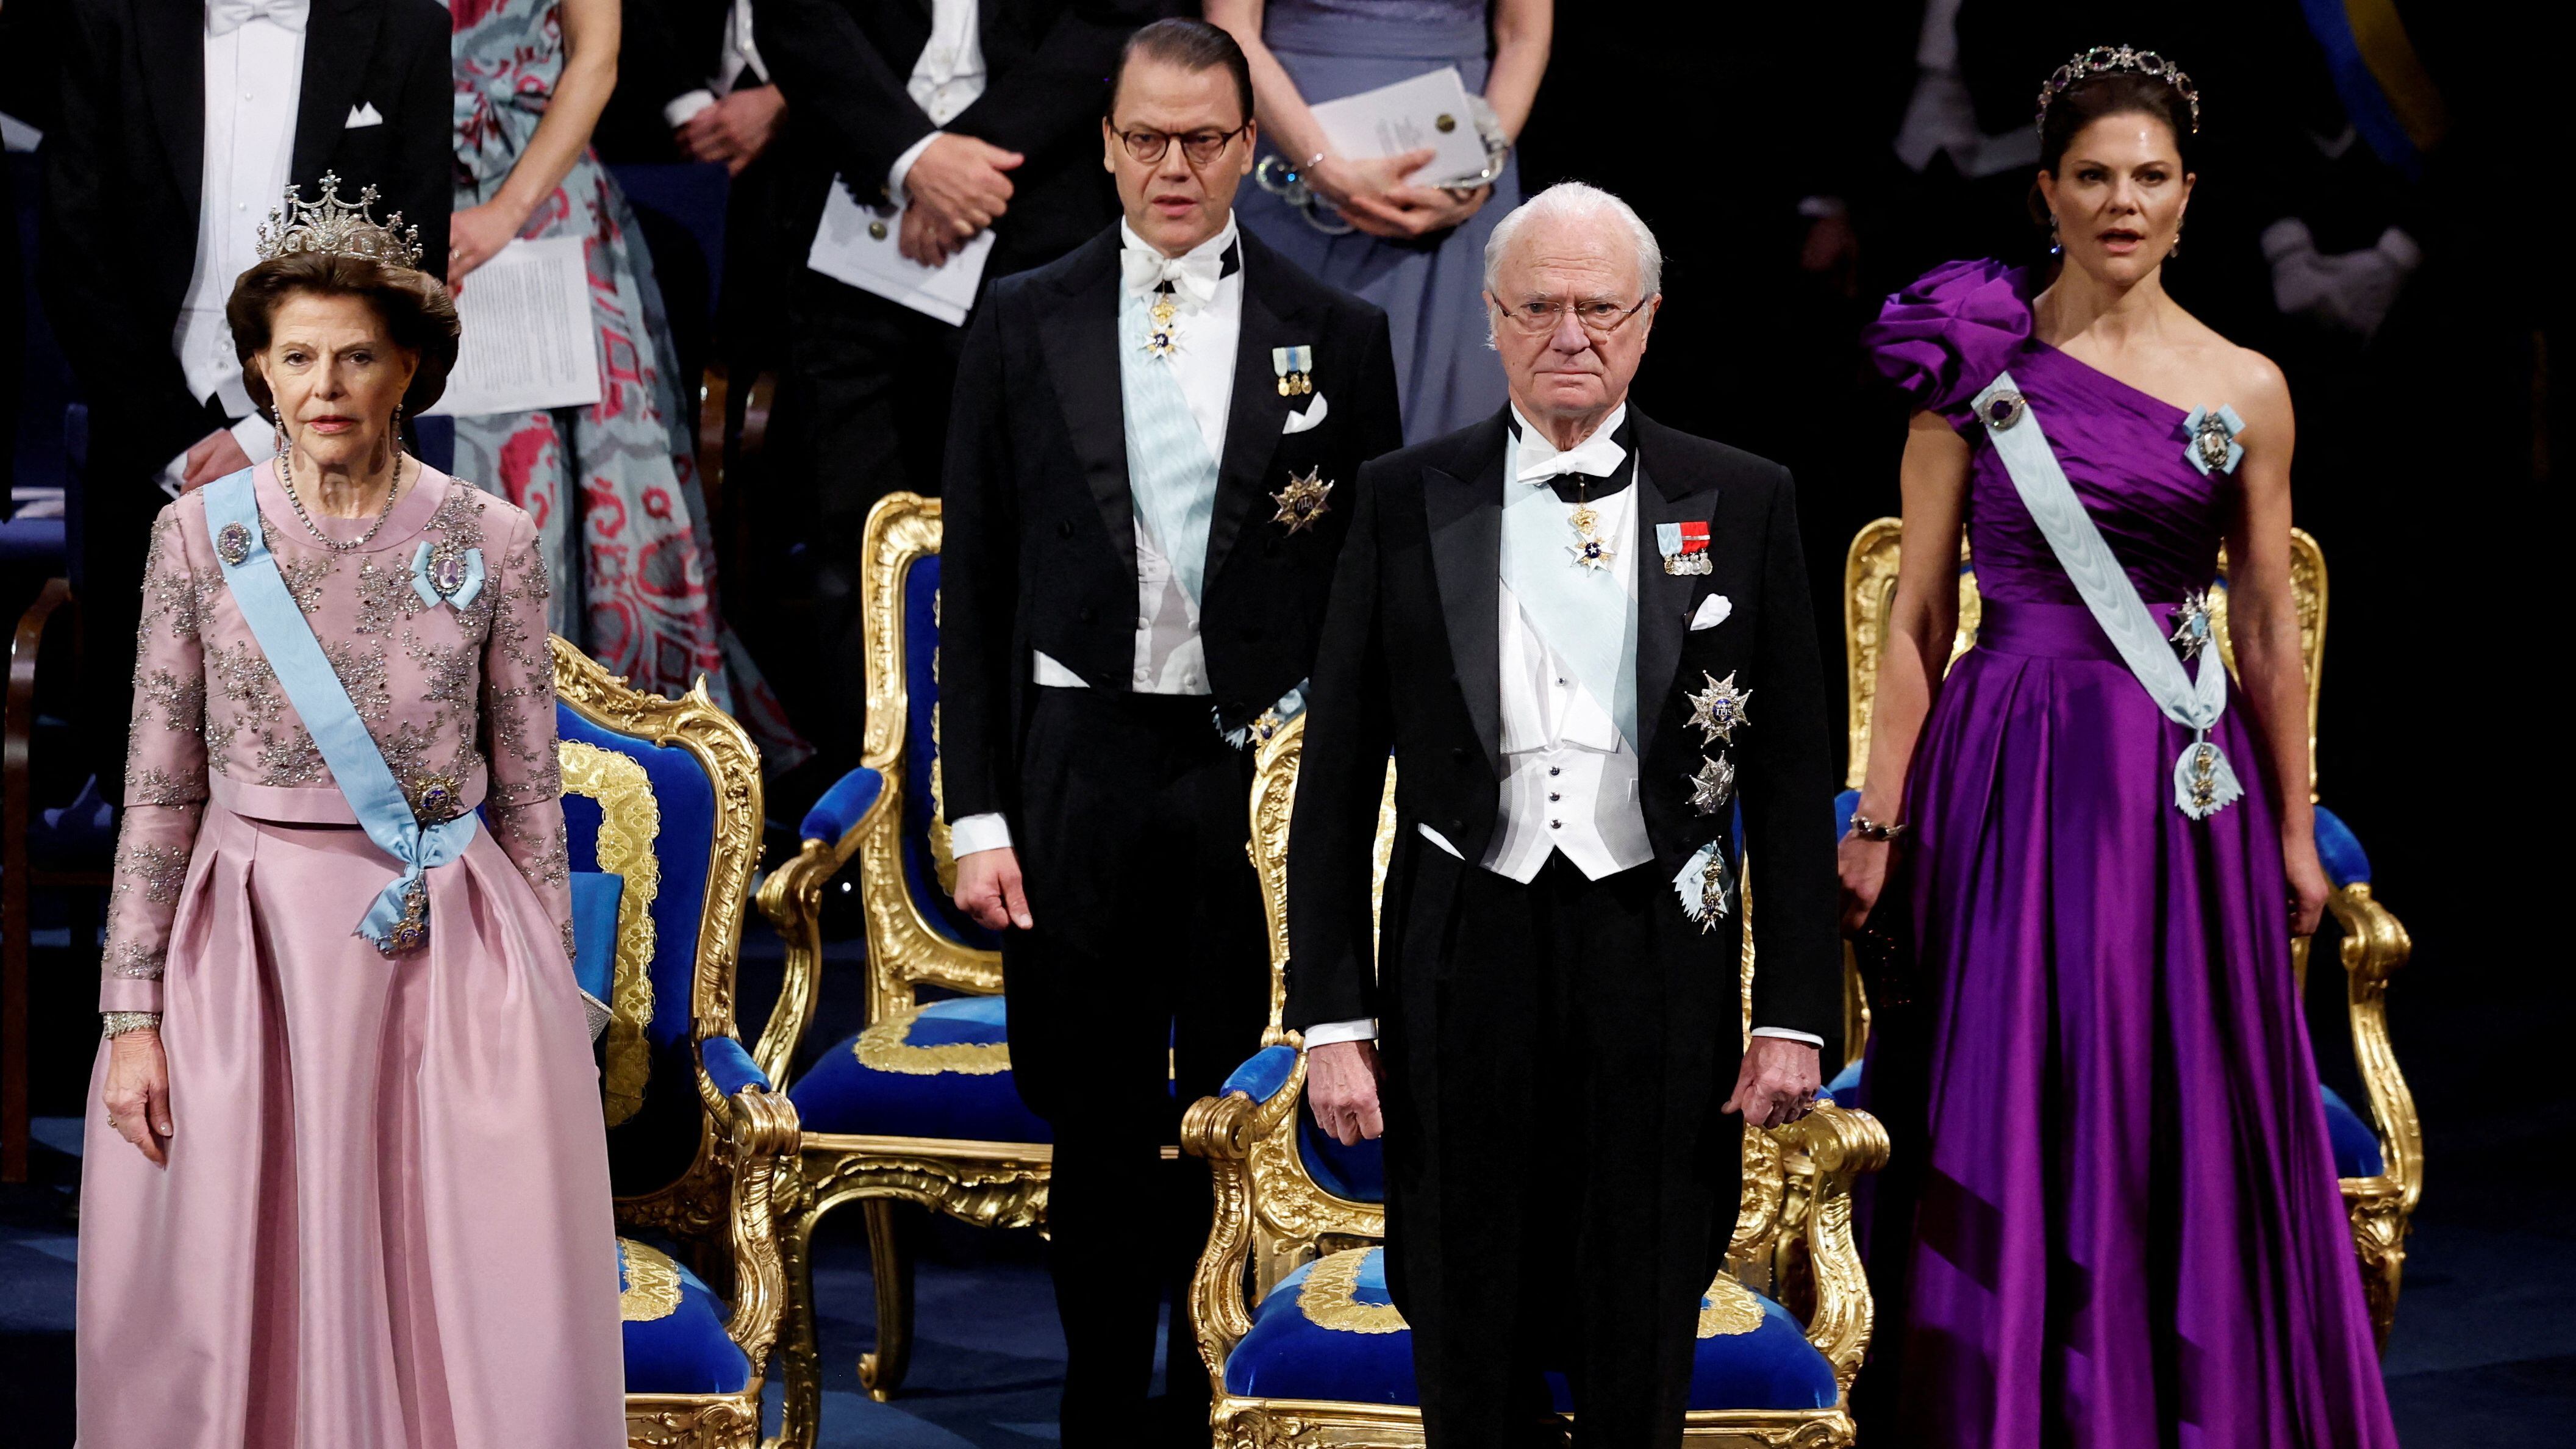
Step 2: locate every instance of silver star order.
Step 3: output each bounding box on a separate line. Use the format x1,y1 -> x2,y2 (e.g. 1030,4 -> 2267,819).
1567,536 -> 1615,570
1686,671 -> 1751,745
1688,754 -> 1737,815
1270,467 -> 1334,534
2169,589 -> 2215,662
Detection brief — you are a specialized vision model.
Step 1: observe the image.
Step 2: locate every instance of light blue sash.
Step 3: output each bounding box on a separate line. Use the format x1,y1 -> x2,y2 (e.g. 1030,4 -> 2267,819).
202,468 -> 480,951
1970,373 -> 2242,818
1118,289 -> 1220,603
1498,430 -> 1640,748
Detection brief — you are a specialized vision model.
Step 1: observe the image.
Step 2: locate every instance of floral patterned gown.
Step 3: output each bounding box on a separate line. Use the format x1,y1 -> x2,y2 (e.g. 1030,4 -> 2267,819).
74,464 -> 624,1448
452,0 -> 804,768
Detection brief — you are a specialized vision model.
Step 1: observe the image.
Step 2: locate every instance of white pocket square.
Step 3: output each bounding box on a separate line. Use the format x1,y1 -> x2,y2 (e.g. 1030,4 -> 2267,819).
1417,821 -> 1464,859
346,101 -> 384,129
1688,593 -> 1733,631
1281,391 -> 1329,434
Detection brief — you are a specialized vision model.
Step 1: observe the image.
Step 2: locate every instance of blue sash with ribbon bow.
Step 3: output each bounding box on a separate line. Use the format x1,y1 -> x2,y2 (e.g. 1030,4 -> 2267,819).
202,467 -> 479,953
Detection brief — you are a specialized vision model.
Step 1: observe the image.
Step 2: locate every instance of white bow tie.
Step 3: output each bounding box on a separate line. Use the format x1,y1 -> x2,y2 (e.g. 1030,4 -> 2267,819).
1122,243 -> 1226,310
1517,427 -> 1627,485
207,0 -> 309,35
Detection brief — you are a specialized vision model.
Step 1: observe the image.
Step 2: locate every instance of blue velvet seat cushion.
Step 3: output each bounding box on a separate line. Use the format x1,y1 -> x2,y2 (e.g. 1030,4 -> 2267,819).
617,1237 -> 750,1394
788,996 -> 1051,1142
1224,1248 -> 1836,1412
1820,1062 -> 2382,1177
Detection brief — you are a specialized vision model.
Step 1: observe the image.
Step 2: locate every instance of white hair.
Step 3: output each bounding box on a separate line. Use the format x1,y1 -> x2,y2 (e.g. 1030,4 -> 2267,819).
1481,181 -> 1664,302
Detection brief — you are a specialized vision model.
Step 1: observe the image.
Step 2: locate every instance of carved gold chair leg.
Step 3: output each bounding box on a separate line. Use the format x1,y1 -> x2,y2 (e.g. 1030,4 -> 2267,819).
857,1198 -> 917,1401
769,1208 -> 827,1449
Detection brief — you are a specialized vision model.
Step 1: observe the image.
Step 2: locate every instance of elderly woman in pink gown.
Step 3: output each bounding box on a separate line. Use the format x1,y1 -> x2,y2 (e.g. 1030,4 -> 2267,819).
77,182 -> 623,1447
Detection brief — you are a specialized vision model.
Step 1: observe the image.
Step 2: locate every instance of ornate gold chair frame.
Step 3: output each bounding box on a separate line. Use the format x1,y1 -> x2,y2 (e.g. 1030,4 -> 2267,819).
753,493 -> 1045,1447
1838,521 -> 2421,1343
553,637 -> 796,1448
1184,715 -> 1892,1447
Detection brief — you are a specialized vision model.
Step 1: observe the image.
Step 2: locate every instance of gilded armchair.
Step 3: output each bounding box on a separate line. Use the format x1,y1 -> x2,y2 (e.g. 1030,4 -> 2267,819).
550,637 -> 797,1449
751,491 -> 1043,1446
1829,520 -> 2420,1345
1182,714 -> 1893,1447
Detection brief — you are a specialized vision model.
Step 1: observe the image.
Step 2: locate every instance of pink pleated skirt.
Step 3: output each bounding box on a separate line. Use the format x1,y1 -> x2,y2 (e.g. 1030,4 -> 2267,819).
76,804 -> 625,1448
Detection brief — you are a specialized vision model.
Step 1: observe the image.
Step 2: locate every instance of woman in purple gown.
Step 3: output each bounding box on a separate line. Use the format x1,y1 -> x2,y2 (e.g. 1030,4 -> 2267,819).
1837,49 -> 2398,1448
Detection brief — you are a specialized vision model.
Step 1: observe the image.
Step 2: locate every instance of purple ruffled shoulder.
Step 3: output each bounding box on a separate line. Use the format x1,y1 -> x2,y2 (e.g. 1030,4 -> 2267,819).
1861,259 -> 2037,426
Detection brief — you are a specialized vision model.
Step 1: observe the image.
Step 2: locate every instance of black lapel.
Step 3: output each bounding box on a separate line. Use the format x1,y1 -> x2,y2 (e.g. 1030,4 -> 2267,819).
290,0 -> 379,187
1204,234 -> 1303,589
1630,409 -> 1720,764
1037,230 -> 1136,574
139,0 -> 206,221
1426,413 -> 1512,773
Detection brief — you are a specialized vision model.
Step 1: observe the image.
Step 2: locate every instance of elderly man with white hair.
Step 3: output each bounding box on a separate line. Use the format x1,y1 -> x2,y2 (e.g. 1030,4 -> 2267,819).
1281,181 -> 1843,1447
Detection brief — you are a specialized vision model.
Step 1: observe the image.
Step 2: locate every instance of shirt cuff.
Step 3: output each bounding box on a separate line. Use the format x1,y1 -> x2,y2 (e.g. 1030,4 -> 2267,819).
1749,1026 -> 1825,1049
665,90 -> 718,129
231,411 -> 275,463
1301,1018 -> 1378,1048
948,812 -> 1013,857
889,129 -> 942,202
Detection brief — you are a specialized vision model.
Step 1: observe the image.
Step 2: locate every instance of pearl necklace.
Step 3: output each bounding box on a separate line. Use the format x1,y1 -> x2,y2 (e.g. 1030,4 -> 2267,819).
278,451 -> 406,553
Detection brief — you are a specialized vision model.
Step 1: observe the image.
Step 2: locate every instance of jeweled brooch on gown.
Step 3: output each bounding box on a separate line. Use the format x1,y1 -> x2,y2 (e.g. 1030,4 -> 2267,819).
1686,671 -> 1751,745
1979,390 -> 2027,431
2181,404 -> 2245,476
1271,467 -> 1334,534
216,521 -> 256,567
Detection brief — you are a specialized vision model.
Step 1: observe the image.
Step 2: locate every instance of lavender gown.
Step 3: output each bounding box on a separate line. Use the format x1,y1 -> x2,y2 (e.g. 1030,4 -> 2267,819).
1854,260 -> 2397,1448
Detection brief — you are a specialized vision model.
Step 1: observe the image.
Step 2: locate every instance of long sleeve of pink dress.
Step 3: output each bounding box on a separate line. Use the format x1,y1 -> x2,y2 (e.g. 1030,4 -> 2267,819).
77,463 -> 624,1449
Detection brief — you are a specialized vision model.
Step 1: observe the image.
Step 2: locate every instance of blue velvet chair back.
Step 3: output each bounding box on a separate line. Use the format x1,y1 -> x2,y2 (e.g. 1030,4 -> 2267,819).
550,636 -> 765,1198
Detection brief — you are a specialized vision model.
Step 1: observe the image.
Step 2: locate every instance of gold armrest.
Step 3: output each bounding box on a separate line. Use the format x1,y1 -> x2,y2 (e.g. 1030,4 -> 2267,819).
2330,883 -> 2419,1212
1181,1048 -> 1310,1389
712,1084 -> 800,1366
750,783 -> 890,1084
1765,1103 -> 1891,1394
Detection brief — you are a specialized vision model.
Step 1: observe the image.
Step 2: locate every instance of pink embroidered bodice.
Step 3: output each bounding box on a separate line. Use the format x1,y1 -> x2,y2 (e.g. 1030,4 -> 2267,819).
99,464 -> 570,1012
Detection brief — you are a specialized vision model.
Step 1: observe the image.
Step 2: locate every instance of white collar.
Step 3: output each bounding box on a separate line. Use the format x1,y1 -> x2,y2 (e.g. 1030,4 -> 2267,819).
1508,402 -> 1630,484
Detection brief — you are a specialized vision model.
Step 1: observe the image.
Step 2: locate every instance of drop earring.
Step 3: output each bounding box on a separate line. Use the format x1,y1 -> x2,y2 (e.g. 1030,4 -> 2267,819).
2167,227 -> 2183,260
2048,213 -> 2063,258
271,405 -> 290,457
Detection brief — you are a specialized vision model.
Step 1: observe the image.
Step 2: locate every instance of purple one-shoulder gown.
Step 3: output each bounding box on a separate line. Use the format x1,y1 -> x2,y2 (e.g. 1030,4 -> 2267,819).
1853,261 -> 2397,1448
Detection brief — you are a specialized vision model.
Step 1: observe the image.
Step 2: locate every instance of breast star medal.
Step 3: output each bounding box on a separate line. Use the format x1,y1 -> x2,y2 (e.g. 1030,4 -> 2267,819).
1687,753 -> 1737,815
2169,589 -> 2216,661
1271,467 -> 1334,534
1145,287 -> 1181,357
1686,670 -> 1751,745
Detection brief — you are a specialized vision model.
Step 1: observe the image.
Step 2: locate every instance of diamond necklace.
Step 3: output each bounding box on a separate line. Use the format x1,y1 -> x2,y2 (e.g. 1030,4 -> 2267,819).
278,451 -> 405,553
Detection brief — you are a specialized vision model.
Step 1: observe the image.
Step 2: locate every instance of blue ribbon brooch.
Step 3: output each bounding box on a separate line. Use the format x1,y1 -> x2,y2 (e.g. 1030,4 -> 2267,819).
2182,404 -> 2245,476
411,538 -> 486,609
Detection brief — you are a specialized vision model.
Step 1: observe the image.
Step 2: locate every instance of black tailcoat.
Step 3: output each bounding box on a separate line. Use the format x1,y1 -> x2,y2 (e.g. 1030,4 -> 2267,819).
940,223 -> 1404,828
1280,407 -> 1844,1440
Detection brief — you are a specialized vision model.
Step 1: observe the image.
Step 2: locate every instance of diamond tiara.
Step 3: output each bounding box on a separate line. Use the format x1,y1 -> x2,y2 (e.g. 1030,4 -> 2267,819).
2036,45 -> 2200,138
253,172 -> 424,269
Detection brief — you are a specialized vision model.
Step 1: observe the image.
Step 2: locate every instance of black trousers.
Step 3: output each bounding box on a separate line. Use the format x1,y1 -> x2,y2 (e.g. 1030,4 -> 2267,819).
1001,687 -> 1272,1447
1386,851 -> 1746,1449
749,270 -> 965,775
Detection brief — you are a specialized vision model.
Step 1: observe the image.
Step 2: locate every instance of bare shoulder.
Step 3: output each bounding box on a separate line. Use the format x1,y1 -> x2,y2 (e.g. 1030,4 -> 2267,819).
2169,301 -> 2291,419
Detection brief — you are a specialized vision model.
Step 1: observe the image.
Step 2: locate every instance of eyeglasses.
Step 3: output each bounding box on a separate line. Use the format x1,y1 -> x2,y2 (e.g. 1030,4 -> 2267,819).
1495,296 -> 1653,338
1108,121 -> 1251,167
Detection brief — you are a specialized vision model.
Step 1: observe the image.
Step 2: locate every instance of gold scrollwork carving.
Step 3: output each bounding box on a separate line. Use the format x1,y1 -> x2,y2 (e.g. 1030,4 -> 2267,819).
1698,1273 -> 1766,1337
620,1237 -> 683,1322
561,737 -> 662,1126
1297,1250 -> 1406,1334
623,1394 -> 760,1449
853,1009 -> 1013,1076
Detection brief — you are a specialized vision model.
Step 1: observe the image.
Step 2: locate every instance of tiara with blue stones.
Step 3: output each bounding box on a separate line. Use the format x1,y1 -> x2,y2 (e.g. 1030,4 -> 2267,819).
2036,46 -> 2200,138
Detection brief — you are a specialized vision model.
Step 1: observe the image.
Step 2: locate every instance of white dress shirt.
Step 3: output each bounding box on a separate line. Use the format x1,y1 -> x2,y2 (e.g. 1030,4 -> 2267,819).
948,214 -> 1245,862
663,0 -> 773,127
164,0 -> 307,490
886,0 -> 988,200
1892,0 -> 2038,179
1306,403 -> 1823,1051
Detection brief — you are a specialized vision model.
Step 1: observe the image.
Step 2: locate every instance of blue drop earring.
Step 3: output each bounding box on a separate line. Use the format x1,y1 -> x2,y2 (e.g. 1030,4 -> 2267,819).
2048,213 -> 2063,257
